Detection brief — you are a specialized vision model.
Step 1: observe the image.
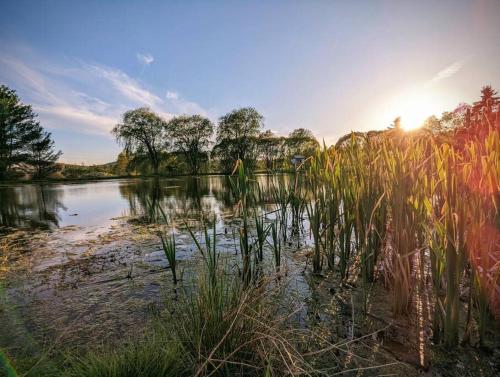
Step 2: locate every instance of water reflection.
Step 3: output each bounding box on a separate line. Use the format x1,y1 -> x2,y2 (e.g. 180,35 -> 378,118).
0,184 -> 66,230
0,175 -> 294,232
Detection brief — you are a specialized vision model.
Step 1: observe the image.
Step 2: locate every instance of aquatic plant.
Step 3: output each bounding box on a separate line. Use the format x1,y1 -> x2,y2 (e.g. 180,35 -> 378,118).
253,208 -> 269,263
270,221 -> 281,271
151,200 -> 178,285
306,199 -> 323,274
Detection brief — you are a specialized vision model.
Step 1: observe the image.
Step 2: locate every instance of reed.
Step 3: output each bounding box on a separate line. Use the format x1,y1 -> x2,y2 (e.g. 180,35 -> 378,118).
180,211 -> 308,375
306,199 -> 323,274
149,200 -> 178,285
270,221 -> 281,271
253,208 -> 269,262
270,179 -> 289,240
159,232 -> 177,285
228,160 -> 253,285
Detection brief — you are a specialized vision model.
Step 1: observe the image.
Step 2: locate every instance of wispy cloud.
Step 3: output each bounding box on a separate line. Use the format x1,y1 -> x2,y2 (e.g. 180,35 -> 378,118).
166,90 -> 178,100
136,52 -> 154,65
0,45 -> 211,139
0,54 -> 119,135
87,64 -> 162,107
427,60 -> 466,85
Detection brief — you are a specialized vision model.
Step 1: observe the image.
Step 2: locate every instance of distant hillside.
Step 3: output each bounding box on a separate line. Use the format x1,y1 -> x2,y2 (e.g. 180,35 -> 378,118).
54,161 -> 119,180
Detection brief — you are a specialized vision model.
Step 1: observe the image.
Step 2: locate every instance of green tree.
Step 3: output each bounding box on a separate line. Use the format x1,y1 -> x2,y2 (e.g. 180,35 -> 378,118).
27,123 -> 62,178
112,107 -> 167,176
257,130 -> 284,171
213,107 -> 263,172
472,85 -> 499,114
167,115 -> 214,175
285,128 -> 319,159
115,151 -> 131,176
0,85 -> 47,179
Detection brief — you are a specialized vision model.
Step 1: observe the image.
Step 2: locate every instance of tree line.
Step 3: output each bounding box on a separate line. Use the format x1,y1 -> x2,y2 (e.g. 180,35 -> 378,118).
113,107 -> 319,176
0,83 -> 319,180
3,82 -> 496,180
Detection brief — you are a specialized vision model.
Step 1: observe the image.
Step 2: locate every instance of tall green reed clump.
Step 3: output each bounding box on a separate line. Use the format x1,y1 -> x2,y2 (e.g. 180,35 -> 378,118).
306,198 -> 323,274
229,160 -> 254,285
348,136 -> 387,288
270,221 -> 281,272
315,145 -> 341,271
179,215 -> 309,375
289,169 -> 306,238
271,177 -> 290,241
461,130 -> 500,346
429,143 -> 468,346
337,149 -> 357,282
307,153 -> 326,274
149,200 -> 178,285
253,204 -> 270,263
382,137 -> 422,316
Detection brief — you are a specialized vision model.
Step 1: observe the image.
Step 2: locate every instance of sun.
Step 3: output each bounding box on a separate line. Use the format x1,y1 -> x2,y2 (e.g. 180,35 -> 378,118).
384,89 -> 447,131
398,92 -> 439,131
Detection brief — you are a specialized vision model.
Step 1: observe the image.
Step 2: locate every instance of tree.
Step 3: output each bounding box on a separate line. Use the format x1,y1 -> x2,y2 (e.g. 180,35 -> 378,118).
472,85 -> 499,114
257,130 -> 284,171
112,107 -> 167,176
167,115 -> 214,175
0,85 -> 47,179
115,151 -> 131,176
27,123 -> 62,178
285,128 -> 319,158
214,107 -> 263,172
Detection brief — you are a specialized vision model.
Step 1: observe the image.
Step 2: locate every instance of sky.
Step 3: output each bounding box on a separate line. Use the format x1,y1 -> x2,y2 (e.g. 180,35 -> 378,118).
1,0 -> 499,164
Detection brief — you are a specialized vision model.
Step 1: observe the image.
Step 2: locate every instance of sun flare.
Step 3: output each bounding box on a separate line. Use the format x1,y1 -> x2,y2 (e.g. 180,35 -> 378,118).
386,90 -> 449,131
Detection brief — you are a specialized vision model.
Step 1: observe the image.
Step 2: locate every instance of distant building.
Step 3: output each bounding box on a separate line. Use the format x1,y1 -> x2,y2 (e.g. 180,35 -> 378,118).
291,154 -> 305,168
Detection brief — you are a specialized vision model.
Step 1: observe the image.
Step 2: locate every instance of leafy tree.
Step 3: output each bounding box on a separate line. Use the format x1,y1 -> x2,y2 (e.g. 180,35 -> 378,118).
167,115 -> 214,175
472,85 -> 499,115
27,123 -> 62,178
257,130 -> 284,171
112,107 -> 167,176
214,107 -> 263,172
285,128 -> 319,158
115,151 -> 131,176
0,85 -> 52,179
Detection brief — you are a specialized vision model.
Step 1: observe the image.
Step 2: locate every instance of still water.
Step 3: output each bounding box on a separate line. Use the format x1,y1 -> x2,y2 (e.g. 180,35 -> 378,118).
0,175 -> 313,349
0,175 -> 291,232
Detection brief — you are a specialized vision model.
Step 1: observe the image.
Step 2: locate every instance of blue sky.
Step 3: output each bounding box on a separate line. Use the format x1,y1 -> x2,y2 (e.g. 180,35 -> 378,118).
1,0 -> 499,164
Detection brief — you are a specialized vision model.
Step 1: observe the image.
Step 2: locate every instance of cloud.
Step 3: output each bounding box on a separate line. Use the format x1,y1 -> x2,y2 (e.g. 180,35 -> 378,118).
0,54 -> 120,135
136,52 -> 154,65
428,60 -> 466,85
166,90 -> 179,100
164,90 -> 211,118
0,44 -> 211,142
87,64 -> 162,107
35,104 -> 119,134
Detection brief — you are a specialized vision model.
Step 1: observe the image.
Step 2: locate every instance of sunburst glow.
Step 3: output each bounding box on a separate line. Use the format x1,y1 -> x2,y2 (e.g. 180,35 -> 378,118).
386,90 -> 451,131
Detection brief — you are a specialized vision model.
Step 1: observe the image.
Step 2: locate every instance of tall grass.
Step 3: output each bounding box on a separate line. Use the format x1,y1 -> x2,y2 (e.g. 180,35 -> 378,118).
301,107 -> 499,347
178,213 -> 309,375
270,221 -> 281,271
152,200 -> 178,285
306,199 -> 323,274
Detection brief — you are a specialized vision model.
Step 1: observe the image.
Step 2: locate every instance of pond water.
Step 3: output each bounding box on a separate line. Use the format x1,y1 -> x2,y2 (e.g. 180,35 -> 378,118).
0,175 -> 293,233
0,175 -> 314,350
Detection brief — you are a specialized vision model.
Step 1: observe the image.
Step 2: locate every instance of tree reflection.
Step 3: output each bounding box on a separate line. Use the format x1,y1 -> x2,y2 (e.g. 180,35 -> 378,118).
0,184 -> 65,230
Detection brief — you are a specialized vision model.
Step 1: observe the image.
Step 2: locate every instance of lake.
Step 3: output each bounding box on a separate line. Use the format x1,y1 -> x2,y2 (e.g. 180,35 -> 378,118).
0,174 -> 313,349
0,175 -> 294,234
